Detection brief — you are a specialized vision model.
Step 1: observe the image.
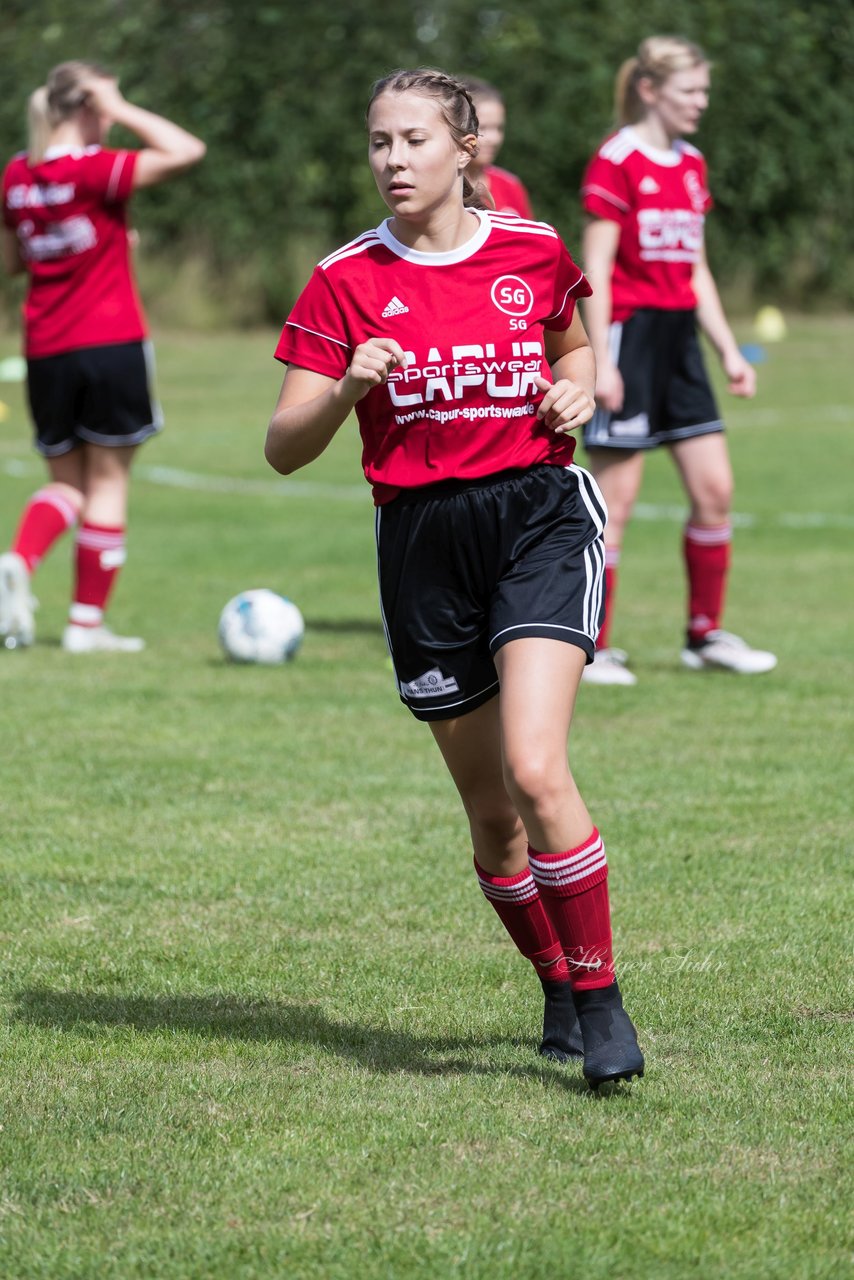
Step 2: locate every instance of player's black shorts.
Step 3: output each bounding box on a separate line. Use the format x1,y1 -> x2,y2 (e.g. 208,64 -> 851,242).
376,463 -> 607,722
26,340 -> 162,457
583,308 -> 722,451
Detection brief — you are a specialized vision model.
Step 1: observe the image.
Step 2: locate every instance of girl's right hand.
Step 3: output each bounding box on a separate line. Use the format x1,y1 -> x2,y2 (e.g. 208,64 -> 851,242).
594,360 -> 625,413
342,338 -> 408,402
78,75 -> 125,121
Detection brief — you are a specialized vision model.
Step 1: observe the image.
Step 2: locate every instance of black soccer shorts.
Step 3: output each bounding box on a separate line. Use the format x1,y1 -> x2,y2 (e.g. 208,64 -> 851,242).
583,308 -> 723,451
376,463 -> 607,722
26,340 -> 162,456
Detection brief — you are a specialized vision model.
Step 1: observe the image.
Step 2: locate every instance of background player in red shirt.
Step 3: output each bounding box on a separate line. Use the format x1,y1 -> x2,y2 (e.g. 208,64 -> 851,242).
266,67 -> 644,1089
461,77 -> 533,218
0,61 -> 205,652
580,36 -> 776,684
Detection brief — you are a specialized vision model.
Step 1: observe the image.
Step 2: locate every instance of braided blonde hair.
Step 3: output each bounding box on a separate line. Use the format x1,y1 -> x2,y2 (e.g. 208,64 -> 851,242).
367,68 -> 491,210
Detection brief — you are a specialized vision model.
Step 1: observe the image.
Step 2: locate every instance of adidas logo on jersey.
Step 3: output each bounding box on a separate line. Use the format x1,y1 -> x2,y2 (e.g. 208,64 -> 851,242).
639,176 -> 661,194
381,295 -> 409,317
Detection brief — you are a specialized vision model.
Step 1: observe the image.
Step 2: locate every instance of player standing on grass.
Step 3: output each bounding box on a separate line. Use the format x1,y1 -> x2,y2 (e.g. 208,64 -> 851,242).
461,77 -> 533,217
579,35 -> 776,685
265,67 -> 644,1089
0,61 -> 205,652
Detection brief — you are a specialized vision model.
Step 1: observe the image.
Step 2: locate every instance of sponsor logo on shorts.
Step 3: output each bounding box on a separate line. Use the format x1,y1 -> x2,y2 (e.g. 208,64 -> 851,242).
404,667 -> 460,698
611,413 -> 650,437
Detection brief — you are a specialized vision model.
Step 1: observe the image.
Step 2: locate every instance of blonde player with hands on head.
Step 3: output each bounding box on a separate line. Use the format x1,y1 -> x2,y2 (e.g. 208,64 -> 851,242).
1,62 -> 205,652
266,68 -> 644,1089
580,36 -> 776,685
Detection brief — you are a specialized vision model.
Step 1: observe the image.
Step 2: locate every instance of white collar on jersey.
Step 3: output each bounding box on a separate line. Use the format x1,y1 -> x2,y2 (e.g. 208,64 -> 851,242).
622,127 -> 685,168
42,144 -> 103,161
375,207 -> 491,265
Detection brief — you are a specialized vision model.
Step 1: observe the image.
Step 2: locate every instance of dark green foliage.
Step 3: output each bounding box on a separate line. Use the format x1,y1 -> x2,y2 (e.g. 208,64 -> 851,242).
1,0 -> 852,321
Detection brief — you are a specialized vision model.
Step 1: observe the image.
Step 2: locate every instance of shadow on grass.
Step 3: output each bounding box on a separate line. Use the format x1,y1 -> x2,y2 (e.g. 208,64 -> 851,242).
307,618 -> 385,636
12,987 -> 606,1095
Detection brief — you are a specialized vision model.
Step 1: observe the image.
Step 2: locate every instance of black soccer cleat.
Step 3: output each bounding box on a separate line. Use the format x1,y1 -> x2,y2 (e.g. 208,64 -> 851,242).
573,980 -> 645,1088
539,978 -> 584,1062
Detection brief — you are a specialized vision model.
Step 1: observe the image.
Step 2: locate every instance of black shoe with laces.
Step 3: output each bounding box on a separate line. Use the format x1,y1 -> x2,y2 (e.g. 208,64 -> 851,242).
538,978 -> 583,1062
573,980 -> 644,1088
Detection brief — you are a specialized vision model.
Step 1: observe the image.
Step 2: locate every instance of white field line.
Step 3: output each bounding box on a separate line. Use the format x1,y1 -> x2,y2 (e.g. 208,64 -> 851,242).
3,456 -> 854,529
727,404 -> 852,428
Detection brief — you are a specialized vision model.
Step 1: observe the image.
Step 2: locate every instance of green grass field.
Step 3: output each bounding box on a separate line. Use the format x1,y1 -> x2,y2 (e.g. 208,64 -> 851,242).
0,317 -> 851,1279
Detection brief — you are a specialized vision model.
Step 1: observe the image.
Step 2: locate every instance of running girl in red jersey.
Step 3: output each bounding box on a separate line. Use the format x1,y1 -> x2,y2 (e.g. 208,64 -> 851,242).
0,62 -> 205,652
461,77 -> 533,218
580,36 -> 776,685
265,68 -> 644,1089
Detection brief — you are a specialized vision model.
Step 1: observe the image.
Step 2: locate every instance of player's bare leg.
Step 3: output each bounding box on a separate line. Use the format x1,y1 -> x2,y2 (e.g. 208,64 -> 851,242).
62,443 -> 144,653
494,637 -> 644,1087
671,434 -> 775,673
583,448 -> 645,684
0,452 -> 84,649
430,698 -> 583,1062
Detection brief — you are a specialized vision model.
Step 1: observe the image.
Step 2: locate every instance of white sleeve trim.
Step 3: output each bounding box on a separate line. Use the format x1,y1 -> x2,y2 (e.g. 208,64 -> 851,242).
581,184 -> 629,213
286,320 -> 349,350
106,152 -> 129,202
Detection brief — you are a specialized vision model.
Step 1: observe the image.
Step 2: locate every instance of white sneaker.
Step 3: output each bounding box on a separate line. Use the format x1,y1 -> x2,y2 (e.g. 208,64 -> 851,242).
62,623 -> 145,654
0,551 -> 37,649
681,629 -> 777,674
581,647 -> 638,686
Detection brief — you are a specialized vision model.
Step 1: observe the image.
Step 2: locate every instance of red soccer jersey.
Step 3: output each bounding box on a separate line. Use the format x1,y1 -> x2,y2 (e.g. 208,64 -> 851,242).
581,127 -> 713,321
275,209 -> 591,504
2,145 -> 146,358
483,165 -> 533,218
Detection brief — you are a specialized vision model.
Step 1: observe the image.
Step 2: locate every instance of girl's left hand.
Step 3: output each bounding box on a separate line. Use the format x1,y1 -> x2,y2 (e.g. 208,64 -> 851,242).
722,349 -> 757,398
534,374 -> 595,434
78,75 -> 125,122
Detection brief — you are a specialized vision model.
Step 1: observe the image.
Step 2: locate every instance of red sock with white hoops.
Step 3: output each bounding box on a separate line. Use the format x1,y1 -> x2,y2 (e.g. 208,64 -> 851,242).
684,521 -> 731,643
11,485 -> 78,573
69,523 -> 127,628
527,829 -> 615,991
597,546 -> 620,649
474,860 -> 571,982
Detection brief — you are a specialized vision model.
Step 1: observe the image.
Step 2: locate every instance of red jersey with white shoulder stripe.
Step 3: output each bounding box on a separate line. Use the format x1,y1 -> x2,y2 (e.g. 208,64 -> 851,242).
275,209 -> 591,504
2,145 -> 146,358
581,127 -> 713,321
483,165 -> 533,218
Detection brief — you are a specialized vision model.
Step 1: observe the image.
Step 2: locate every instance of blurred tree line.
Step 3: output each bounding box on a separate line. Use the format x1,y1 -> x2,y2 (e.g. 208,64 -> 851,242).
1,0 -> 852,326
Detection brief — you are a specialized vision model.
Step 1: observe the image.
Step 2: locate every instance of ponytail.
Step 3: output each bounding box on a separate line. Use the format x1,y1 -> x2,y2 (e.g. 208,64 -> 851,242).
614,57 -> 643,127
25,61 -> 108,165
27,86 -> 51,165
463,175 -> 493,211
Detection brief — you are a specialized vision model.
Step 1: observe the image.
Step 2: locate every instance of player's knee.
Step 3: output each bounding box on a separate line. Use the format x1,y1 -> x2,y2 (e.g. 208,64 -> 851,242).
503,753 -> 565,820
48,481 -> 85,515
602,490 -> 636,535
465,799 -> 522,851
692,477 -> 732,522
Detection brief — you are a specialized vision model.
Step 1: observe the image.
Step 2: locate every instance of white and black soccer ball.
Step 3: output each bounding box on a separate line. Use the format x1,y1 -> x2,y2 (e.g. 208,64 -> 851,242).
218,589 -> 305,665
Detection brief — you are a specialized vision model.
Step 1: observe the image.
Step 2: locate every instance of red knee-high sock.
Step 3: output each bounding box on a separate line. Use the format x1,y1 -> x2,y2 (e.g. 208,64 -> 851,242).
70,523 -> 127,628
474,860 -> 571,982
596,547 -> 620,650
684,522 -> 731,643
11,485 -> 78,573
528,829 -> 614,991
